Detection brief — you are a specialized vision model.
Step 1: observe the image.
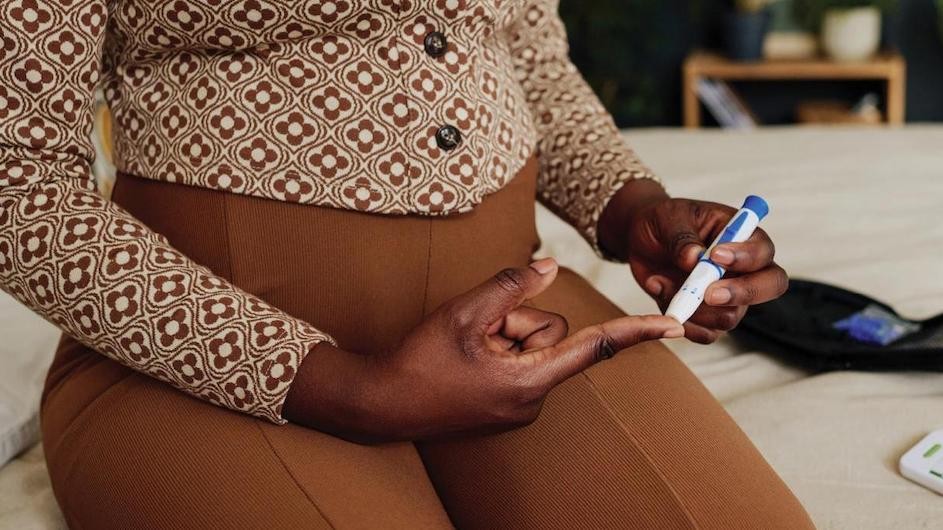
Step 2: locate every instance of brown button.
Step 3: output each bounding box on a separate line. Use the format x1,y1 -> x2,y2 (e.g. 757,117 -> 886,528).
435,124 -> 461,151
424,31 -> 448,58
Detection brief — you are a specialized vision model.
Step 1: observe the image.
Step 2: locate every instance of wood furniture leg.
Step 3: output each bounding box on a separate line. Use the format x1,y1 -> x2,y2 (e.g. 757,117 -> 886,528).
683,66 -> 700,129
886,61 -> 906,126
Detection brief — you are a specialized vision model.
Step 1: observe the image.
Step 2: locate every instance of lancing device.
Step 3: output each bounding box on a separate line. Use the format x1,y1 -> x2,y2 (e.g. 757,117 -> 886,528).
664,195 -> 769,324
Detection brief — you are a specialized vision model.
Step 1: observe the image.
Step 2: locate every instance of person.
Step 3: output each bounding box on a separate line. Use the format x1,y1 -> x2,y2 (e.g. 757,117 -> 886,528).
1,0 -> 810,528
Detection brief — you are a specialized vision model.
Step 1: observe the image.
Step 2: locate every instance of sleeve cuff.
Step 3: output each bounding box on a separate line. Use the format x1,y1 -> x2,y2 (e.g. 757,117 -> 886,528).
263,329 -> 336,425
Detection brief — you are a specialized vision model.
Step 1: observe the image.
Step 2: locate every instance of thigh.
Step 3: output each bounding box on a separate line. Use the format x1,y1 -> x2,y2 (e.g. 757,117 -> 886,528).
418,268 -> 814,530
41,338 -> 451,530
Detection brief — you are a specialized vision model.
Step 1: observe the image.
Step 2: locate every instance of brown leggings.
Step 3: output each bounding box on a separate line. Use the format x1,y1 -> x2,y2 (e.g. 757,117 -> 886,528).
41,157 -> 814,529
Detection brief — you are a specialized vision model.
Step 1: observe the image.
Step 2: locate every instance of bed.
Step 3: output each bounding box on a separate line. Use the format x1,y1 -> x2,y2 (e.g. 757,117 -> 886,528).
2,125 -> 942,529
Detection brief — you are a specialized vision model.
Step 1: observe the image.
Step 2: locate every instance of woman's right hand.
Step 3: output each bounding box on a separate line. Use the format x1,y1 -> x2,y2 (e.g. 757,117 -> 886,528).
283,258 -> 683,443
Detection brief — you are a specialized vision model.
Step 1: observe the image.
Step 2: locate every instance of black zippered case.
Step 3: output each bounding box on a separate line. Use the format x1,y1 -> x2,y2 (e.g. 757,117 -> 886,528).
731,279 -> 943,371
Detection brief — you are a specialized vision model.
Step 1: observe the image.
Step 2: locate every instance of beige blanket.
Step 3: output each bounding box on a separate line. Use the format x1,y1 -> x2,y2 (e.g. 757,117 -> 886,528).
2,126 -> 942,529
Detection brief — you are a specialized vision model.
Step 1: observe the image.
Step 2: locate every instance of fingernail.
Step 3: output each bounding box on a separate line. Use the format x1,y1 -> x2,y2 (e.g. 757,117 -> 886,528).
712,247 -> 734,265
662,327 -> 685,339
686,245 -> 706,263
709,288 -> 732,305
529,257 -> 557,275
647,278 -> 663,297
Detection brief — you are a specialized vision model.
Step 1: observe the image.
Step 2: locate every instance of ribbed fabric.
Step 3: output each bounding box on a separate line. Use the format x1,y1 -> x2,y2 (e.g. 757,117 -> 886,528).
41,157 -> 813,529
417,268 -> 814,529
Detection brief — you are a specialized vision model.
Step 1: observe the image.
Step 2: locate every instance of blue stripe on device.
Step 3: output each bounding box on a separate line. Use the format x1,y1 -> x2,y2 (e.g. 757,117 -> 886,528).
696,196 -> 767,277
697,258 -> 725,277
718,211 -> 749,244
742,195 -> 769,220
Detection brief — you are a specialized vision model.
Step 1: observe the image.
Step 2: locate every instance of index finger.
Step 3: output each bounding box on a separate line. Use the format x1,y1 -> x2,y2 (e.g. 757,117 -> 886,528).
520,315 -> 684,389
708,228 -> 775,273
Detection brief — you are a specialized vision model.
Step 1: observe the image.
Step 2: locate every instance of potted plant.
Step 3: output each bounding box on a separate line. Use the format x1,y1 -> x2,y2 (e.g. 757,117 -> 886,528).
793,0 -> 898,61
724,0 -> 777,61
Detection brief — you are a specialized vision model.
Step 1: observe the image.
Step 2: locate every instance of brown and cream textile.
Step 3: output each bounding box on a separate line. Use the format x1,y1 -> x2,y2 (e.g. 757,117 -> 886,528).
1,0 -> 657,422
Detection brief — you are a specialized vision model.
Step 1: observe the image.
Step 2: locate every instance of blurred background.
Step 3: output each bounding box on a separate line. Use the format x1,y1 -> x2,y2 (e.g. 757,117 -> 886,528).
559,0 -> 943,126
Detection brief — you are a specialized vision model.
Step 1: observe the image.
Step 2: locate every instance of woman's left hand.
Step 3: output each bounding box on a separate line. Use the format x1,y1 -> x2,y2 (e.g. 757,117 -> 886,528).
598,178 -> 789,344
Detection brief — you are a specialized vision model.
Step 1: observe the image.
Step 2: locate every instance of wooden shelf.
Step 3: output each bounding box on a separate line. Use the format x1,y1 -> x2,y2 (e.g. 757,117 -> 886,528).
682,52 -> 906,128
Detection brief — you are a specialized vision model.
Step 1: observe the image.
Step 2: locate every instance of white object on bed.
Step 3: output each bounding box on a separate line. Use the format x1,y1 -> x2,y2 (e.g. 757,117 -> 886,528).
900,429 -> 943,495
0,292 -> 62,528
0,292 -> 58,468
2,125 -> 942,529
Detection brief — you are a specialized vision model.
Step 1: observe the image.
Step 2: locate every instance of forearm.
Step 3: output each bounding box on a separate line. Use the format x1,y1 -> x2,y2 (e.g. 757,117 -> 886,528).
506,0 -> 660,255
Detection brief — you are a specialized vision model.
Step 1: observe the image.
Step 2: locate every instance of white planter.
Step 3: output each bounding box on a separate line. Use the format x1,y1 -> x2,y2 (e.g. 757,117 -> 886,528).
821,7 -> 882,62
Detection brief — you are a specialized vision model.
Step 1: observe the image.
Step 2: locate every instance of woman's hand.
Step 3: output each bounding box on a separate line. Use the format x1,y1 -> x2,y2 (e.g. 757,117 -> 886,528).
284,258 -> 683,443
598,179 -> 788,344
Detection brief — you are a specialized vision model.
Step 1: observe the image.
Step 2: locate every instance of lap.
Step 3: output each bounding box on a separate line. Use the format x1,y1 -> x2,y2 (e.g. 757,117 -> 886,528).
40,267 -> 812,530
417,267 -> 814,529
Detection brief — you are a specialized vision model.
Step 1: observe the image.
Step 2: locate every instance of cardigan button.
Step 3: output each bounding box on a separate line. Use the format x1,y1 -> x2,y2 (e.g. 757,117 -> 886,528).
435,124 -> 461,151
424,31 -> 448,58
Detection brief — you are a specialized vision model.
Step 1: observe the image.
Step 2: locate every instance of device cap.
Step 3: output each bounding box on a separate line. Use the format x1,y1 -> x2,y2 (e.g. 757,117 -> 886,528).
742,195 -> 769,220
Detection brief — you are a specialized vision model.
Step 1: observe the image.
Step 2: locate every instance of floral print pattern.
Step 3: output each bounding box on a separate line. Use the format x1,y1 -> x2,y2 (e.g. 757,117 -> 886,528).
0,0 -> 656,425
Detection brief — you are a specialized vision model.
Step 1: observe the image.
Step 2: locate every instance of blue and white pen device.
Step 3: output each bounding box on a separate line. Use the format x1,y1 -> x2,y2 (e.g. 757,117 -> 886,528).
664,195 -> 770,324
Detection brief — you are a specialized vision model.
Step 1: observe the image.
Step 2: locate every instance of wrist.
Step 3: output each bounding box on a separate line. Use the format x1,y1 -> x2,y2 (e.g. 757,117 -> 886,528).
598,178 -> 669,261
282,342 -> 390,443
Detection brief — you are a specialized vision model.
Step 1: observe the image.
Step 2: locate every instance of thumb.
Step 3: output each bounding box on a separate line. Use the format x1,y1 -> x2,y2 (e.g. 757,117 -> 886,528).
662,216 -> 706,273
524,315 -> 684,388
457,258 -> 559,331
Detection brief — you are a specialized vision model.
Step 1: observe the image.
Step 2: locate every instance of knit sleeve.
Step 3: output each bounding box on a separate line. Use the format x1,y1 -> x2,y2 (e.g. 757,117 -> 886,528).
0,0 -> 333,424
505,0 -> 661,259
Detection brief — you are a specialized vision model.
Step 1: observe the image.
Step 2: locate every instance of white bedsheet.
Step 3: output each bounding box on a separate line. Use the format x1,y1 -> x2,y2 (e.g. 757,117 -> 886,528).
2,125 -> 942,529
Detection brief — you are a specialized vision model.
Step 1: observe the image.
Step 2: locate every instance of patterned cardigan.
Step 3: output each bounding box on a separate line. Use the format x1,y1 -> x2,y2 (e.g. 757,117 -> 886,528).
0,0 -> 658,423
